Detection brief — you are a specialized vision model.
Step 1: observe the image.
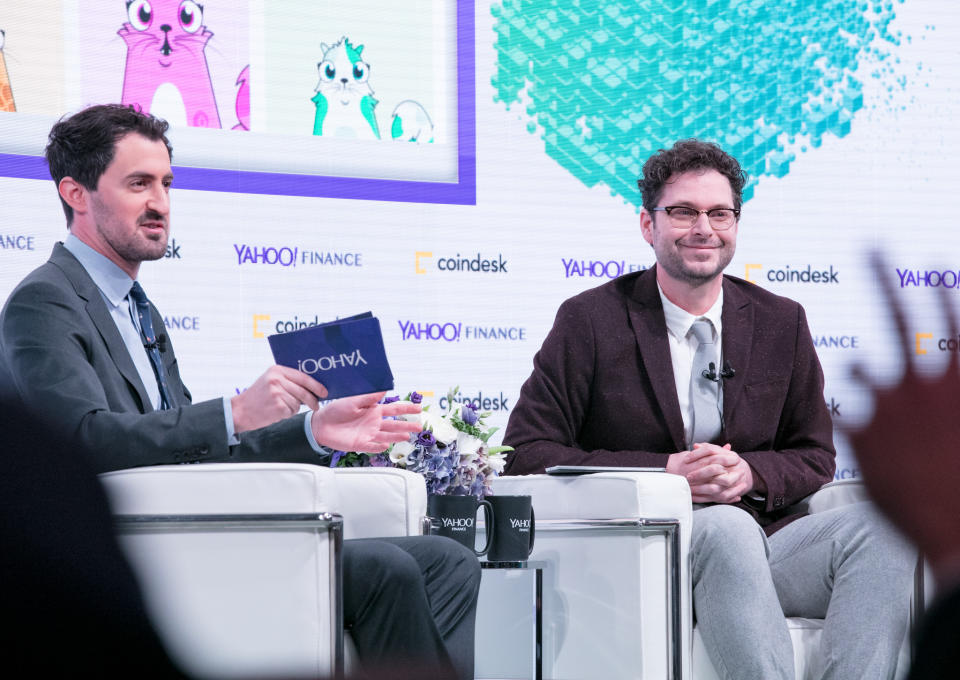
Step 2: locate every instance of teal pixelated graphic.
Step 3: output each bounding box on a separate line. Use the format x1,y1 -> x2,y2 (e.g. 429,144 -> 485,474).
492,0 -> 905,207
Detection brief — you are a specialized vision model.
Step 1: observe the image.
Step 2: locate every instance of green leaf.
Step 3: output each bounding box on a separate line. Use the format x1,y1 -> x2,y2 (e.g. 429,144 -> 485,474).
479,425 -> 500,443
487,446 -> 514,455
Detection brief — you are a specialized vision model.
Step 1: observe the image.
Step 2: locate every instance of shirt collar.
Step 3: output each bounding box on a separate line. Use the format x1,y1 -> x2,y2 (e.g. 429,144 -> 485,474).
656,281 -> 724,341
63,234 -> 135,308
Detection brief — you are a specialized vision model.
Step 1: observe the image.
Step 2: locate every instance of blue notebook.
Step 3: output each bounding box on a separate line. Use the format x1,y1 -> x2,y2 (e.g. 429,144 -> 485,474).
267,312 -> 394,399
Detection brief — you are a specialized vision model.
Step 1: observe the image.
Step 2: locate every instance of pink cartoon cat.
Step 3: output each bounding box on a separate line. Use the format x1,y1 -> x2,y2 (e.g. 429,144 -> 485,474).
119,0 -> 221,128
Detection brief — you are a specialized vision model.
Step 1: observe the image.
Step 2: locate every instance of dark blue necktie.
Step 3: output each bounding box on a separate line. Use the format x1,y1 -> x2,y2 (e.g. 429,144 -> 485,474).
129,281 -> 174,410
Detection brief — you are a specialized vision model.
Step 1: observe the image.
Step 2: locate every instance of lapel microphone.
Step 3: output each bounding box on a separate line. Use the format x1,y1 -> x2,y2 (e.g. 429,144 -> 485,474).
143,334 -> 168,353
701,361 -> 736,383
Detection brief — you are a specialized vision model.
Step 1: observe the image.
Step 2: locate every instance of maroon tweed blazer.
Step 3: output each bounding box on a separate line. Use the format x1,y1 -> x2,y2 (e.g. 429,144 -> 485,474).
503,265 -> 836,535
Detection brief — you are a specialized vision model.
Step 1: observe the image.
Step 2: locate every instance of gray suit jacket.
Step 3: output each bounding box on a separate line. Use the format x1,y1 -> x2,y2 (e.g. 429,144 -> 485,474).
503,265 -> 836,534
0,243 -> 324,473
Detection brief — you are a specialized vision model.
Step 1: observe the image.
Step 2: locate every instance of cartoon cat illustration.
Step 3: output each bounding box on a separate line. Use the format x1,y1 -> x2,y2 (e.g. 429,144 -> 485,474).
311,37 -> 433,142
119,0 -> 221,128
0,29 -> 16,113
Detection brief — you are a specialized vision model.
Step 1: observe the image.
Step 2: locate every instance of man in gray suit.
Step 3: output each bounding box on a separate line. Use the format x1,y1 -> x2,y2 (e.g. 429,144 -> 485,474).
0,104 -> 478,680
505,140 -> 914,679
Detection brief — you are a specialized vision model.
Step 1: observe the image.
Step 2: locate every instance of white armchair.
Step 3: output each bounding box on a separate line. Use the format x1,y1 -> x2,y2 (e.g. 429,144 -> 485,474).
477,471 -> 693,680
99,463 -> 428,680
477,473 -> 916,680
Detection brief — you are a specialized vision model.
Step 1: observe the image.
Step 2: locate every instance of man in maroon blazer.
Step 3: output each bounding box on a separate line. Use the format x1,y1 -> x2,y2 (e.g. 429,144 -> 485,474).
504,140 -> 914,679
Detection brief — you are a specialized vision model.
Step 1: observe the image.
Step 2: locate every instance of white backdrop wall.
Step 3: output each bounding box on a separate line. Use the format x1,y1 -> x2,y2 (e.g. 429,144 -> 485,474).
2,0 -> 959,480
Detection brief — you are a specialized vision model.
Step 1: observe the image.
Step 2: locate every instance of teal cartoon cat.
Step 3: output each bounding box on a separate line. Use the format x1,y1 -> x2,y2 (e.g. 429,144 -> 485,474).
311,37 -> 433,142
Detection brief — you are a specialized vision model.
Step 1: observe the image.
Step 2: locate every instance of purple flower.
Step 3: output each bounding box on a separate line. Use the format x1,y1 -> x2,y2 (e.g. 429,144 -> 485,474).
368,453 -> 392,467
469,475 -> 487,498
330,451 -> 346,467
417,430 -> 437,448
410,391 -> 423,404
382,395 -> 400,404
461,404 -> 479,426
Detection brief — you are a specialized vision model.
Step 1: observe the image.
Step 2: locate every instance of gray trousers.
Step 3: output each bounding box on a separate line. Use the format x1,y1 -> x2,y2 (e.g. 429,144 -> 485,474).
691,503 -> 915,680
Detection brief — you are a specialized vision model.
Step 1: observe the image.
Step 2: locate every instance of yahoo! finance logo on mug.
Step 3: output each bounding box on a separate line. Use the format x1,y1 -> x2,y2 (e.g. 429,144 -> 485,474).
441,517 -> 474,532
510,518 -> 532,531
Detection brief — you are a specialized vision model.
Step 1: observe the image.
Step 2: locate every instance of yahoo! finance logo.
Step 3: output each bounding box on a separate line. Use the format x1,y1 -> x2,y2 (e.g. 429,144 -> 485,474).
397,320 -> 526,342
897,268 -> 960,289
561,258 -> 648,279
234,244 -> 362,268
441,517 -> 473,532
834,467 -> 860,481
163,314 -> 199,331
745,263 -> 839,284
813,335 -> 859,350
1,233 -> 36,251
415,251 -> 508,274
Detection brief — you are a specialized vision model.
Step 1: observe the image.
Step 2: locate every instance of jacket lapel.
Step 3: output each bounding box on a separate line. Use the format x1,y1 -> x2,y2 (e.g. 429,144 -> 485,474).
720,278 -> 753,432
625,266 -> 687,452
50,244 -> 154,413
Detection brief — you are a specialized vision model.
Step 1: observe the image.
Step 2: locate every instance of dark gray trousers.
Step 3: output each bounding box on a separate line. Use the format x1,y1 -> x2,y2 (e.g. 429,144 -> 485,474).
343,535 -> 481,680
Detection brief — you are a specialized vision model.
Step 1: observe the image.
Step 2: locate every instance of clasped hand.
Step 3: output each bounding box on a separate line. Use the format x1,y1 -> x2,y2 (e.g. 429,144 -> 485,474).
666,443 -> 756,504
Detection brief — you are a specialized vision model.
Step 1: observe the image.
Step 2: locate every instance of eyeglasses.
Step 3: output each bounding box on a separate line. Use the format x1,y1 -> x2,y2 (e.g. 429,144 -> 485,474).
650,206 -> 740,230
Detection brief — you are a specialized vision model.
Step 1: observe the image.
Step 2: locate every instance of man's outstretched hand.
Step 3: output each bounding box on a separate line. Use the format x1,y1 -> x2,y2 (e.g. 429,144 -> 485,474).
311,392 -> 423,453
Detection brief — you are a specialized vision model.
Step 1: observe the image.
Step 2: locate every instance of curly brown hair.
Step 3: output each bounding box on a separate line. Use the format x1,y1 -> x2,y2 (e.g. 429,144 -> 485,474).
637,139 -> 747,212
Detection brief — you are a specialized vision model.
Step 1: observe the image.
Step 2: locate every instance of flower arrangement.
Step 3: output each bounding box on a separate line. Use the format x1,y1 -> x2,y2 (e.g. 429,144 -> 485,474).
331,387 -> 512,498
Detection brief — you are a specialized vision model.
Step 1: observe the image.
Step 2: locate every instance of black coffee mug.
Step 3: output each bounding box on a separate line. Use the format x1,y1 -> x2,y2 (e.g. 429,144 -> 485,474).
427,494 -> 494,557
487,495 -> 536,562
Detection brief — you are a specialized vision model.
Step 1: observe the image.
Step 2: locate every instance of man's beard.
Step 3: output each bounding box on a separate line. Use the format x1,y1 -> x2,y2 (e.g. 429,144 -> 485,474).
657,238 -> 734,285
95,209 -> 168,264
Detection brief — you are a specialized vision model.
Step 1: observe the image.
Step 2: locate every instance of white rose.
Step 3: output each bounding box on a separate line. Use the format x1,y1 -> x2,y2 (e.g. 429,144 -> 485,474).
389,440 -> 415,465
423,409 -> 459,445
486,451 -> 507,474
456,432 -> 483,457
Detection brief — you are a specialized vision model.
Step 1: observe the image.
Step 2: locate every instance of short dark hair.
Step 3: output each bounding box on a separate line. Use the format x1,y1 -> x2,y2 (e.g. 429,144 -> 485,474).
637,139 -> 747,212
45,104 -> 172,224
